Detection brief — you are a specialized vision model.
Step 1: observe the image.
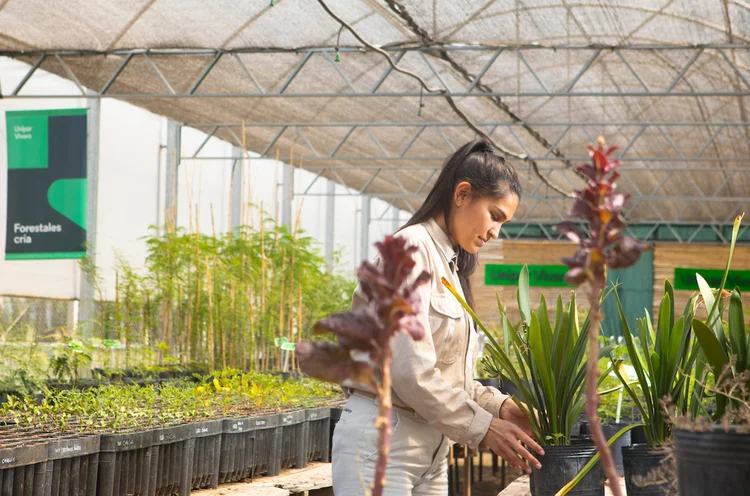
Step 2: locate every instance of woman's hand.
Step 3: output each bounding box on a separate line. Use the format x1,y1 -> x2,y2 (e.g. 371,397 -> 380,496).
480,417 -> 545,474
499,398 -> 537,438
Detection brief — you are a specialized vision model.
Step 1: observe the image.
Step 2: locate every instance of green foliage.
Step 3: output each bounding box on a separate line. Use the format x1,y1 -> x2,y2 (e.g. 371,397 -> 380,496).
446,265 -> 614,446
80,210 -> 354,372
691,214 -> 750,421
610,279 -> 701,446
0,369 -> 342,433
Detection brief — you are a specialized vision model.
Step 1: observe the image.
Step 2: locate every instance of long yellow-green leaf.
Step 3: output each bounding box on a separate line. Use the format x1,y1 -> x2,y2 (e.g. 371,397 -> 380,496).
518,265 -> 531,328
555,423 -> 646,496
497,293 -> 511,356
665,279 -> 675,328
611,363 -> 649,429
614,290 -> 654,415
706,213 -> 744,327
728,289 -> 747,370
693,318 -> 729,380
442,277 -> 489,334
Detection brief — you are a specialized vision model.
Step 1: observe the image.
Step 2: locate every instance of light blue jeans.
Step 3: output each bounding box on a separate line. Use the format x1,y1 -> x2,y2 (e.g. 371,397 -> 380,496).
332,393 -> 450,495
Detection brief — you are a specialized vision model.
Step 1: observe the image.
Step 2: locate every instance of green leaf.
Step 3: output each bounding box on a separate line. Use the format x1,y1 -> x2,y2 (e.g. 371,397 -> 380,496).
614,290 -> 654,417
529,313 -> 557,428
518,265 -> 531,328
692,318 -> 729,382
555,423 -> 645,496
656,291 -> 672,361
728,289 -> 747,371
706,213 -> 744,328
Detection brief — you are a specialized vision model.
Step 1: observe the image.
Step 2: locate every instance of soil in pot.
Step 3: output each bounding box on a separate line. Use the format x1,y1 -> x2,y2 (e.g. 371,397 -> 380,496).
674,426 -> 750,496
621,444 -> 671,495
529,443 -> 604,496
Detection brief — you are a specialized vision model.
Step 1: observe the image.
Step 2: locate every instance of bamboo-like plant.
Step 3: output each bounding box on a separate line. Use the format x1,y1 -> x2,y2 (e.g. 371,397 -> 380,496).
297,235 -> 429,496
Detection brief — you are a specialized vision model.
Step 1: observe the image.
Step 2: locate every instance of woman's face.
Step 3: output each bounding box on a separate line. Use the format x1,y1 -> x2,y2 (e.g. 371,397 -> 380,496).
449,182 -> 520,254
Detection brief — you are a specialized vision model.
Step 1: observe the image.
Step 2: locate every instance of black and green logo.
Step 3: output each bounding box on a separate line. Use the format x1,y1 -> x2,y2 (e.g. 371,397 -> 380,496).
5,109 -> 87,260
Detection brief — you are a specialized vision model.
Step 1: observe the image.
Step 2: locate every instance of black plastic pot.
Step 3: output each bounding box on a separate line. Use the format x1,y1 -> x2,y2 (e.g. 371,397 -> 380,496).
621,444 -> 671,495
530,444 -> 604,496
476,378 -> 500,389
674,426 -> 750,496
304,407 -> 330,463
219,413 -> 281,481
0,440 -> 48,496
279,410 -> 306,470
189,420 -> 222,490
46,434 -> 100,496
218,417 -> 256,484
579,422 -> 631,476
328,407 -> 343,462
97,429 -> 152,496
150,423 -> 192,496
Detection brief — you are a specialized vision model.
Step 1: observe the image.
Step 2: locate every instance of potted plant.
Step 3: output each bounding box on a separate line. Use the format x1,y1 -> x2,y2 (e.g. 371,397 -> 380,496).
674,213 -> 750,495
444,267 -> 634,496
608,278 -> 702,495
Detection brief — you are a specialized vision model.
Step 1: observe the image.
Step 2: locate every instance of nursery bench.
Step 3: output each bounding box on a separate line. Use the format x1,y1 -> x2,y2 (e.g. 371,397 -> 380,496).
497,475 -> 627,495
193,461 -> 333,496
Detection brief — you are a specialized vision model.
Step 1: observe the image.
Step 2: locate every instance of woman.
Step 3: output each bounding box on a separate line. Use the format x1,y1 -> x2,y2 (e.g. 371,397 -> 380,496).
332,139 -> 544,495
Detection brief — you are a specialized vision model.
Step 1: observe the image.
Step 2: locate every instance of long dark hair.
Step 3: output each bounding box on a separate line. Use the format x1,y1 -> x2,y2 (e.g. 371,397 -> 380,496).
401,138 -> 522,310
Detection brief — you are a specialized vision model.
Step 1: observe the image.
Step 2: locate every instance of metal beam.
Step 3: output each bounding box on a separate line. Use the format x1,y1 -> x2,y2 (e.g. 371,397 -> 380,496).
5,46 -> 750,99
165,121 -> 181,228
360,196 -> 371,263
230,146 -> 242,231
282,160 -> 293,229
325,180 -> 335,271
79,92 -> 100,336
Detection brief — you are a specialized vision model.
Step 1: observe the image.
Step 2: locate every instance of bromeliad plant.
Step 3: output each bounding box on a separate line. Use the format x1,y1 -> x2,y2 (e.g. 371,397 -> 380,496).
296,235 -> 429,496
443,266 -> 617,446
691,213 -> 748,421
611,280 -> 702,446
554,137 -> 646,495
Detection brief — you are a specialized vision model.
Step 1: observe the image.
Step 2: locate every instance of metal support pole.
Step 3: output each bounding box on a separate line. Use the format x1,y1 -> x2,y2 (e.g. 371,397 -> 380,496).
230,146 -> 243,232
393,206 -> 402,233
282,161 -> 293,229
79,93 -> 100,336
360,196 -> 371,262
165,120 -> 181,228
325,180 -> 335,271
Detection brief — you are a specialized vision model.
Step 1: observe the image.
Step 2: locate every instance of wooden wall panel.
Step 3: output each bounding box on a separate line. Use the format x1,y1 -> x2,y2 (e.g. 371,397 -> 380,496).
470,240 -> 750,333
471,240 -> 578,331
653,243 -> 750,321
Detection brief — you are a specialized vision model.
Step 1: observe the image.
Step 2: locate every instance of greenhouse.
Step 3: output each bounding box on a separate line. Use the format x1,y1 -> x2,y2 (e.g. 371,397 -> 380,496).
0,1 -> 748,495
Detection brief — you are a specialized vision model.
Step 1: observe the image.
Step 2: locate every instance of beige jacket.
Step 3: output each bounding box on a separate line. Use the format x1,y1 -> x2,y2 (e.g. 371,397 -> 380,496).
348,218 -> 509,450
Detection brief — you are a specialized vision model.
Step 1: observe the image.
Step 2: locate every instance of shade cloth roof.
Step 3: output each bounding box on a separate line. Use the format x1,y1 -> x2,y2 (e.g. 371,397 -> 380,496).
1,0 -> 748,225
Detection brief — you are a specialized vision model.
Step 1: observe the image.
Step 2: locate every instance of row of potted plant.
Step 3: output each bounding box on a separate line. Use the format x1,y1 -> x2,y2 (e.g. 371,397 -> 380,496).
0,371 -> 343,496
448,213 -> 748,495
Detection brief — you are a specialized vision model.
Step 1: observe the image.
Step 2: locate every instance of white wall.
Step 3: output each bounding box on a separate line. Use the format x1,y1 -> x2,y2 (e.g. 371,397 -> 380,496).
0,57 -> 409,300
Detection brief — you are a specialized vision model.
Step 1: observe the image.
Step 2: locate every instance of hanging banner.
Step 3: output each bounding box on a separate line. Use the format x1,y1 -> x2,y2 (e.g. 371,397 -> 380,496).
5,109 -> 87,260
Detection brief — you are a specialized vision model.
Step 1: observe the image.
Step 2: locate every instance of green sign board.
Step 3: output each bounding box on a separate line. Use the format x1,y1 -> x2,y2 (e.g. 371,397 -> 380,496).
485,264 -> 572,287
673,268 -> 750,292
5,109 -> 88,260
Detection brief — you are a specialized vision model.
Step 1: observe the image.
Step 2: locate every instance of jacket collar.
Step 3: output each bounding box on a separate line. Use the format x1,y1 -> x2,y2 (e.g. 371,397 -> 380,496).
425,217 -> 458,271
